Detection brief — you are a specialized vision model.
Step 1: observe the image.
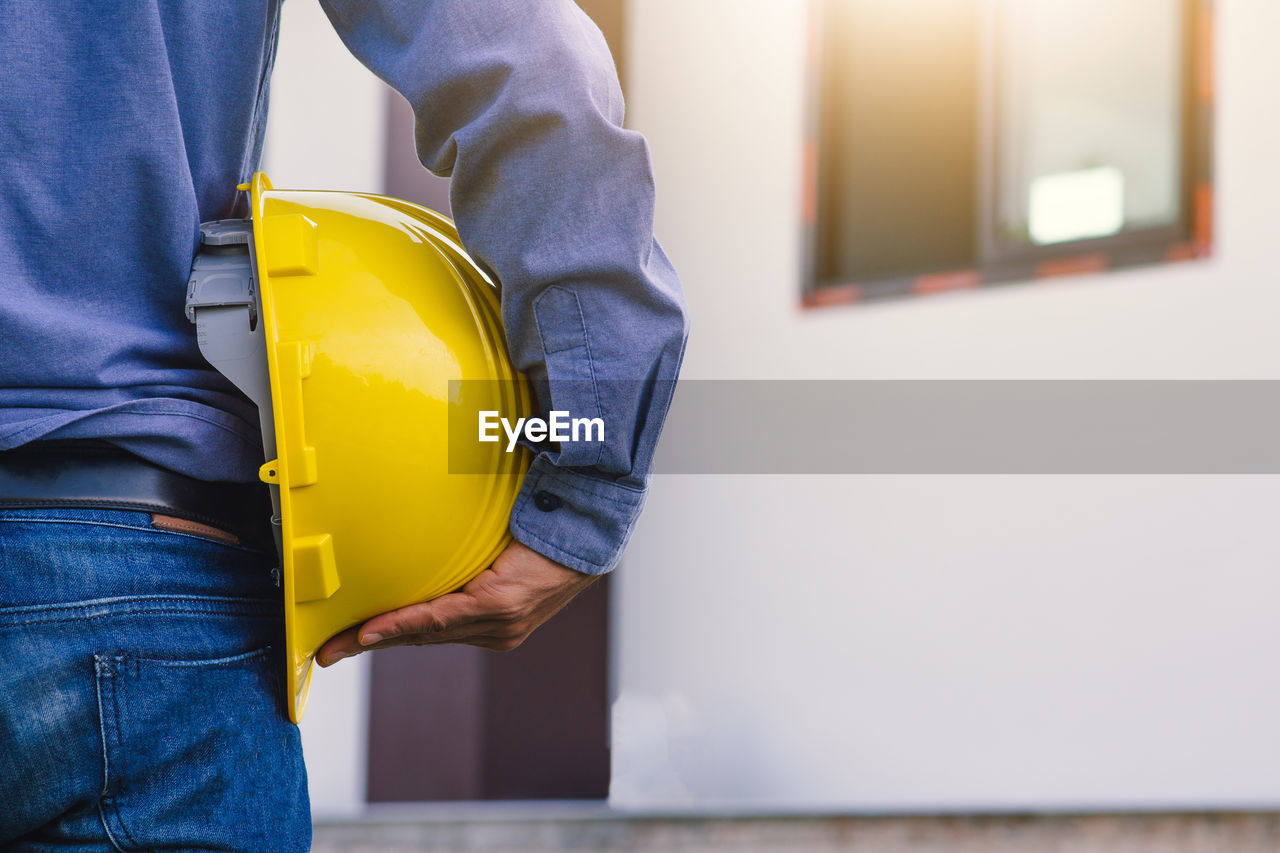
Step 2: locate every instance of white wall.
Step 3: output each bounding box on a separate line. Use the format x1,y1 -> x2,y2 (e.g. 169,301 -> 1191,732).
260,0 -> 1280,816
613,0 -> 1280,810
262,0 -> 388,818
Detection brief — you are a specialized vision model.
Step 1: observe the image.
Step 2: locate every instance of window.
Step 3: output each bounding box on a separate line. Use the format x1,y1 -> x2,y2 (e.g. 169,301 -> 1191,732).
804,0 -> 1212,307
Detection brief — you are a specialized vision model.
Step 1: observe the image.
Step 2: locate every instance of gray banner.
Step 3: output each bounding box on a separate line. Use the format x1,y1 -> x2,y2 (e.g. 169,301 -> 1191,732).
447,380 -> 1280,474
654,380 -> 1280,474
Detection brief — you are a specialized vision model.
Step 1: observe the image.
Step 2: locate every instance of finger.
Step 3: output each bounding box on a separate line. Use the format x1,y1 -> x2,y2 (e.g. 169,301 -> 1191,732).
352,620 -> 514,650
318,619 -> 519,666
318,572 -> 505,665
317,616 -> 500,664
356,585 -> 491,645
316,625 -> 362,667
319,589 -> 484,661
371,631 -> 530,652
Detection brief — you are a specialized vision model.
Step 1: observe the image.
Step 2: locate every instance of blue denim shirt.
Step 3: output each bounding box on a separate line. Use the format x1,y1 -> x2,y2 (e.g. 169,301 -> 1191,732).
0,0 -> 688,575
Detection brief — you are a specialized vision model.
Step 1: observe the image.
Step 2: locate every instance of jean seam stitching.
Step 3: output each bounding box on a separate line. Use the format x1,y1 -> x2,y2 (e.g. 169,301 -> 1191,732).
0,515 -> 270,554
94,656 -> 130,852
0,593 -> 276,617
96,800 -> 128,853
0,516 -> 154,532
0,605 -> 278,629
0,592 -> 274,610
94,657 -> 113,799
136,645 -> 273,669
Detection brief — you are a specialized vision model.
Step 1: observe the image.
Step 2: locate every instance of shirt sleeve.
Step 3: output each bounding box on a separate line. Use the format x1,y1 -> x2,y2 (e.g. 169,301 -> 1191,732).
317,0 -> 689,575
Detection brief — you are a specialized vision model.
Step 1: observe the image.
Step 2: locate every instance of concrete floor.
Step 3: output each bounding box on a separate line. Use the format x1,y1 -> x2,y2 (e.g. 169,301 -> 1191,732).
313,805 -> 1280,852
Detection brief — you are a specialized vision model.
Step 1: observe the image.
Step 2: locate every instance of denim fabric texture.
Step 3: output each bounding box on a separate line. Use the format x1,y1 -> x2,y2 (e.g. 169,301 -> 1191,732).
0,508 -> 309,851
0,0 -> 688,575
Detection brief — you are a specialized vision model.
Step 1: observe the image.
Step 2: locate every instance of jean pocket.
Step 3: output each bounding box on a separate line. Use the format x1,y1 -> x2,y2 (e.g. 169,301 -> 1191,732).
93,646 -> 309,851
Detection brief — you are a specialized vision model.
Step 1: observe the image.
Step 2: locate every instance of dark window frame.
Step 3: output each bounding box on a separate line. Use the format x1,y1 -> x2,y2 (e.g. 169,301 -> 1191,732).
802,0 -> 1215,309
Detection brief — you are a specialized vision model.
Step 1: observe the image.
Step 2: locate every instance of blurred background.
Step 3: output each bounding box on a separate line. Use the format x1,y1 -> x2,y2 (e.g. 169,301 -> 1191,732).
262,0 -> 1280,849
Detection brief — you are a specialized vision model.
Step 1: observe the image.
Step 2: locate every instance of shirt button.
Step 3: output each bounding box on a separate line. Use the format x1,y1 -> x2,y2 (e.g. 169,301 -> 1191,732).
533,491 -> 562,512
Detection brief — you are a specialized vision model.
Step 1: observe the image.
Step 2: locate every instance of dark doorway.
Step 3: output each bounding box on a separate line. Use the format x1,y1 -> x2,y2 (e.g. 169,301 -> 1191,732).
366,580 -> 610,801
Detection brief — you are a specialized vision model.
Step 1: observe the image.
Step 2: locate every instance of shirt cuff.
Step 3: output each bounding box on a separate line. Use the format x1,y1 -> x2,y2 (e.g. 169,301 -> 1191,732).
508,455 -> 647,576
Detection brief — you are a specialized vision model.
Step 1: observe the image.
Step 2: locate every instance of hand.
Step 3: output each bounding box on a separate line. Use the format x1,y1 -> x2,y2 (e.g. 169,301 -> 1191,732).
316,540 -> 597,666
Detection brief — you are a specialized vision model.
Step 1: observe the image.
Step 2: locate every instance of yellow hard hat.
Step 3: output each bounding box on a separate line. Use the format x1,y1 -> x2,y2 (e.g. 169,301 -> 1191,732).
187,172 -> 532,722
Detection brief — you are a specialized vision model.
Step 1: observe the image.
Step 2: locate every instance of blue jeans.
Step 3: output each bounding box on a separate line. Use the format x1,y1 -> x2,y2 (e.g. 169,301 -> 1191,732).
0,508 -> 310,851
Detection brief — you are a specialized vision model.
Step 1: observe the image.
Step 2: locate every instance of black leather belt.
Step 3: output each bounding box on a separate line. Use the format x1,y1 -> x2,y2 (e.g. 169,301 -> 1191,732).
0,440 -> 274,551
